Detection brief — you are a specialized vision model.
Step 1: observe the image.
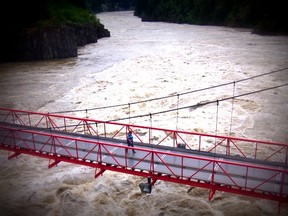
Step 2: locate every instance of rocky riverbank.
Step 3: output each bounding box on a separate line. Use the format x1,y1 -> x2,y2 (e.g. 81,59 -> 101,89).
4,23 -> 110,62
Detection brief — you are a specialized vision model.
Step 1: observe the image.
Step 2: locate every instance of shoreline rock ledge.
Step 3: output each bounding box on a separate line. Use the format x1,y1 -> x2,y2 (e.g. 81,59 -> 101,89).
3,23 -> 110,62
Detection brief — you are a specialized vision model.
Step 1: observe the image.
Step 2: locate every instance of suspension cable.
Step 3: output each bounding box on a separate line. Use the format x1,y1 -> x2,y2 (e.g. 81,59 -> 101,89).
104,83 -> 288,122
215,100 -> 219,150
229,82 -> 236,136
37,81 -> 286,131
149,113 -> 152,144
176,94 -> 179,130
128,103 -> 131,124
12,83 -> 286,134
50,67 -> 288,114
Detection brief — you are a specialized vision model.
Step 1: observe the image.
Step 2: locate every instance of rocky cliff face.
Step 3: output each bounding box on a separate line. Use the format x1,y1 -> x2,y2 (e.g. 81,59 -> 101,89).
1,23 -> 110,62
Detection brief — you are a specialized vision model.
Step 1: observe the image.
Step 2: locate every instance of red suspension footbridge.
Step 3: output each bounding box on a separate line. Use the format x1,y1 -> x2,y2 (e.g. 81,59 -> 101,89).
0,107 -> 287,208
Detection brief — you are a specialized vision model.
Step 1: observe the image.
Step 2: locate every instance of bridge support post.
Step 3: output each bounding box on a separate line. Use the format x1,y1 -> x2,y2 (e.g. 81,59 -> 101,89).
95,168 -> 106,178
8,152 -> 21,160
208,189 -> 216,201
48,160 -> 61,169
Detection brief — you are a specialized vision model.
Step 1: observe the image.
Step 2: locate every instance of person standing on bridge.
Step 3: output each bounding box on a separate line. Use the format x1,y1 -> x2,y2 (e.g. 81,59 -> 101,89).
127,130 -> 136,153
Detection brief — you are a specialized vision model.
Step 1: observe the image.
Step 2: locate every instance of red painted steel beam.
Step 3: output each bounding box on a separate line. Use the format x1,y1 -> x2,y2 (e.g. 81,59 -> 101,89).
209,189 -> 216,201
0,124 -> 286,176
48,159 -> 61,169
1,107 -> 287,164
95,168 -> 106,178
0,107 -> 288,205
1,107 -> 287,146
0,145 -> 287,204
150,178 -> 158,186
8,152 -> 21,160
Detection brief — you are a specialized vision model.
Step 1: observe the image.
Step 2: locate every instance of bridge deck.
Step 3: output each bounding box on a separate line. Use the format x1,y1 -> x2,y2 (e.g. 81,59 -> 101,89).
0,122 -> 287,203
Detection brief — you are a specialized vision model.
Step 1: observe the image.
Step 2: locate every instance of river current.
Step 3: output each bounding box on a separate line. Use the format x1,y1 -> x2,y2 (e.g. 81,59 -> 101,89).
0,11 -> 288,216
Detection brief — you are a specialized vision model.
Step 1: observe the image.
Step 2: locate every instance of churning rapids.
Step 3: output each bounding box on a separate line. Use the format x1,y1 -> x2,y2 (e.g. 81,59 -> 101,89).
0,11 -> 288,216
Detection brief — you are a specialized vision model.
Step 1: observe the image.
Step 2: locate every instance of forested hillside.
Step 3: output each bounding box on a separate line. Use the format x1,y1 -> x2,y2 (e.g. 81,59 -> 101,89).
86,0 -> 136,12
134,0 -> 287,35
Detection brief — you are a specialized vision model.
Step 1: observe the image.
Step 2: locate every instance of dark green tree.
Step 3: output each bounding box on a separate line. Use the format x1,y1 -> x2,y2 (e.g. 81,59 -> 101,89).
134,0 -> 287,34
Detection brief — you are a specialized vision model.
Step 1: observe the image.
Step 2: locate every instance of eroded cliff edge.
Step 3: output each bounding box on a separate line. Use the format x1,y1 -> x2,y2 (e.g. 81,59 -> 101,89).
1,23 -> 110,62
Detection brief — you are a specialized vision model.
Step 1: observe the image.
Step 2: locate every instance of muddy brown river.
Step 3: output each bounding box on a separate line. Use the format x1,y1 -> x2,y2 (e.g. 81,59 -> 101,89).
0,11 -> 287,216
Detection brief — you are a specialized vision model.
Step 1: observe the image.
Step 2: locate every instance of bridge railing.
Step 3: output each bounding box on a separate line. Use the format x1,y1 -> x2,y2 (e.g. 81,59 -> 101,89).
0,124 -> 287,202
0,107 -> 287,164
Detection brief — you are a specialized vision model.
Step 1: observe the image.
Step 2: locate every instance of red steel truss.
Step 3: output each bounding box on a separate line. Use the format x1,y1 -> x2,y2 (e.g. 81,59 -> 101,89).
0,107 -> 287,206
0,107 -> 287,163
